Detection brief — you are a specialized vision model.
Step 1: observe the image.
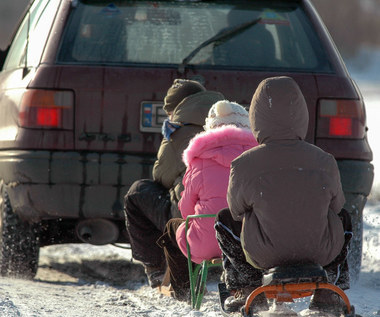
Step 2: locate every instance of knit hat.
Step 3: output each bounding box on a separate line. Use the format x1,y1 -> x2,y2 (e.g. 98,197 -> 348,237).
204,100 -> 250,130
163,79 -> 206,114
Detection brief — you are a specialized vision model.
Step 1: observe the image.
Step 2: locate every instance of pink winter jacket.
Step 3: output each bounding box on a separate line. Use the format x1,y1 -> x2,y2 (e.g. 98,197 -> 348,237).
176,125 -> 258,264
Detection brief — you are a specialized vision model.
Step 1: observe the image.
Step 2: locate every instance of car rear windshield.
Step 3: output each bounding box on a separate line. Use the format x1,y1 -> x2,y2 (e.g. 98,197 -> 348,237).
57,0 -> 333,73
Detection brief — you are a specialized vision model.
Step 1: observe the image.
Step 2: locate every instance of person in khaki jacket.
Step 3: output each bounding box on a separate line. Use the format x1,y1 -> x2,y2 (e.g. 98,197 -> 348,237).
215,76 -> 352,315
124,79 -> 224,288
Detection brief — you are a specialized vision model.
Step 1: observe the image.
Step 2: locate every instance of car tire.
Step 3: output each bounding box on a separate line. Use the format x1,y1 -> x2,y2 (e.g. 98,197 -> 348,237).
0,182 -> 40,279
347,212 -> 363,284
345,192 -> 367,284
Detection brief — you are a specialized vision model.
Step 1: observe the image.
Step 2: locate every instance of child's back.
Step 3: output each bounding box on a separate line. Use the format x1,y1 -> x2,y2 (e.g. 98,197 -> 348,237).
228,76 -> 345,269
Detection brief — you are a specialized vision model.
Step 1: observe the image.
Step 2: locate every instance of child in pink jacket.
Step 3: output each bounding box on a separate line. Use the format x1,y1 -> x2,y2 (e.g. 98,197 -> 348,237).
157,100 -> 258,301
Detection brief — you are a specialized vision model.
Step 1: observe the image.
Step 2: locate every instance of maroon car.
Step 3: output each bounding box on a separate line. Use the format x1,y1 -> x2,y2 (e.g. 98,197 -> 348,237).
0,0 -> 373,280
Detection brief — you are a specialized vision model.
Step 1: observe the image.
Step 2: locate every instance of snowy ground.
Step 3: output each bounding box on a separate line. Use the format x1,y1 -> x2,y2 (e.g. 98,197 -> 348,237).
0,78 -> 380,316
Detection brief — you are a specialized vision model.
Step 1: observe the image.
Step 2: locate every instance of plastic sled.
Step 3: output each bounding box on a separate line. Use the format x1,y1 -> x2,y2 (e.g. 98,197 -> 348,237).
219,263 -> 360,317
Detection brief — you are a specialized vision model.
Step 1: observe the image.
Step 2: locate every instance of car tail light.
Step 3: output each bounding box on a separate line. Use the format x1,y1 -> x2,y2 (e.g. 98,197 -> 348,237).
19,89 -> 74,129
317,99 -> 366,139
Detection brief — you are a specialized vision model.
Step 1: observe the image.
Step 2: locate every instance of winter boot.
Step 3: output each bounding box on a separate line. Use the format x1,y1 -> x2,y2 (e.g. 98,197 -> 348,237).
144,265 -> 165,288
309,289 -> 346,316
173,286 -> 190,303
224,287 -> 268,313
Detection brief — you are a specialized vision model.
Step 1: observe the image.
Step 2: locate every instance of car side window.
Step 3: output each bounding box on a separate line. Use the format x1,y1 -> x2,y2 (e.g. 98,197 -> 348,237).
2,12 -> 29,70
3,0 -> 60,71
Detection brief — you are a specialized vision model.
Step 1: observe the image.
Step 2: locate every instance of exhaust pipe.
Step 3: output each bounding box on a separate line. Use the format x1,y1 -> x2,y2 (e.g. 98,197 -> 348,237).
76,218 -> 119,245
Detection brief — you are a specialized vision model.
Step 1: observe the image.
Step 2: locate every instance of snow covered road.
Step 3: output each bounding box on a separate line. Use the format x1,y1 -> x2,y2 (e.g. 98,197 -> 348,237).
0,208 -> 379,317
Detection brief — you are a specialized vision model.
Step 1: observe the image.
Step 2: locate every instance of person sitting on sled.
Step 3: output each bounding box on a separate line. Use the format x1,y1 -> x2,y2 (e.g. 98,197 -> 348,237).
124,79 -> 224,288
214,76 -> 352,315
157,100 -> 259,301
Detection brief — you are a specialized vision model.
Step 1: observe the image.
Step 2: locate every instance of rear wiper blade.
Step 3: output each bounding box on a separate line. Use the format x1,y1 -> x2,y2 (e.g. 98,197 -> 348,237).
178,17 -> 262,73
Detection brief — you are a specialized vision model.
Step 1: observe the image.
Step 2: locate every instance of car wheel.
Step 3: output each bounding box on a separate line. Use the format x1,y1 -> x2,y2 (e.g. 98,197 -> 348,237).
0,183 -> 40,279
345,193 -> 367,283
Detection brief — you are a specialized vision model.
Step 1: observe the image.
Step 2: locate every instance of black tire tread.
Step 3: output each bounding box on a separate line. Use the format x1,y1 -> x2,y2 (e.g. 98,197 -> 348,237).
0,187 -> 40,279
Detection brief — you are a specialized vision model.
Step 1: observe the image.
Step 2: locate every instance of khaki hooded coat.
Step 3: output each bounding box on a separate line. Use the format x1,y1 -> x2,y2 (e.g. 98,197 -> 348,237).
152,90 -> 224,215
227,76 -> 345,269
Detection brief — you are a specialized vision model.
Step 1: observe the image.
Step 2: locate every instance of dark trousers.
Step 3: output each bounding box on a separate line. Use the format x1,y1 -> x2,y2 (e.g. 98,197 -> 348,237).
157,218 -> 190,299
124,179 -> 172,268
215,208 -> 352,291
214,208 -> 263,290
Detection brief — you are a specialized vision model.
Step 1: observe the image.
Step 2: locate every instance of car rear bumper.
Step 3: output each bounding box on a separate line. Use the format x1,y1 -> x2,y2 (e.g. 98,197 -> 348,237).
337,159 -> 374,197
0,151 -> 374,223
0,150 -> 155,222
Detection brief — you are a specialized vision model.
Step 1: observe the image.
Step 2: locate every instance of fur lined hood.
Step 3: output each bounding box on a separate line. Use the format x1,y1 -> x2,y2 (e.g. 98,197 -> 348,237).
183,125 -> 257,167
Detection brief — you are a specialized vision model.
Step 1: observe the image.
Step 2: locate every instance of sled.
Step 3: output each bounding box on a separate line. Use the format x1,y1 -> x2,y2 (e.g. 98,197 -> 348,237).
186,214 -> 223,309
219,263 -> 360,317
158,214 -> 223,309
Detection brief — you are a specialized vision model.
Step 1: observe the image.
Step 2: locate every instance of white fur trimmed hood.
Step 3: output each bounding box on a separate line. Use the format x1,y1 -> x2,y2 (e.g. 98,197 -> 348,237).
182,125 -> 257,168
